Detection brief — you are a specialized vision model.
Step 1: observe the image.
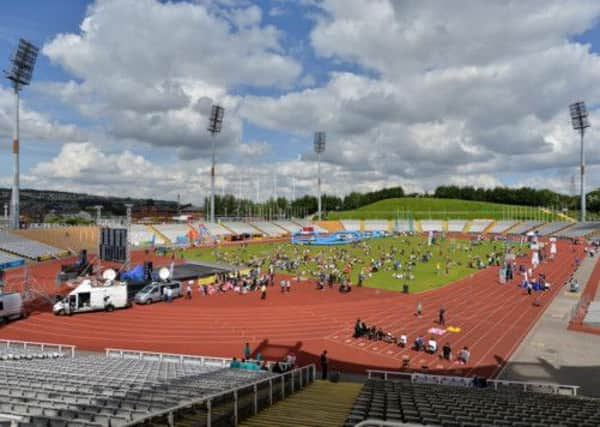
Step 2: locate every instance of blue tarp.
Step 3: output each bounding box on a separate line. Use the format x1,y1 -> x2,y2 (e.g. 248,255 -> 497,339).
0,258 -> 25,270
121,264 -> 145,281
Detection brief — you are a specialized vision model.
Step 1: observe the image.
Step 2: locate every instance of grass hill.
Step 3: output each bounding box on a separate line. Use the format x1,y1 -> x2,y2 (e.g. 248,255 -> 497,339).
327,197 -> 568,220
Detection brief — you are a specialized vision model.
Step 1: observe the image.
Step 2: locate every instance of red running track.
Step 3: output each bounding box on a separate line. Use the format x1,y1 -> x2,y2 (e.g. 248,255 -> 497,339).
0,241 -> 583,378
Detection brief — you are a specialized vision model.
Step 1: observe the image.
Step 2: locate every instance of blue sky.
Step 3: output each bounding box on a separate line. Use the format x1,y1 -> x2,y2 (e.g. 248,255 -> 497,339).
1,0 -> 600,202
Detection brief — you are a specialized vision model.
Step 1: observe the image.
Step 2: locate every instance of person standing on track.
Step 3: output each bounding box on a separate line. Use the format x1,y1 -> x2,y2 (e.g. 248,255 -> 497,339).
260,283 -> 267,300
438,306 -> 446,326
186,281 -> 193,300
416,302 -> 423,318
320,350 -> 328,380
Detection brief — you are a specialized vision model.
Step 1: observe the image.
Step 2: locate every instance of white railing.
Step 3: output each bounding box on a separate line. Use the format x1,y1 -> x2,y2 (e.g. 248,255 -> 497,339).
487,379 -> 580,396
0,414 -> 26,427
366,369 -> 580,396
354,422 -> 424,427
105,348 -> 291,371
0,339 -> 76,358
105,348 -> 232,368
120,363 -> 316,427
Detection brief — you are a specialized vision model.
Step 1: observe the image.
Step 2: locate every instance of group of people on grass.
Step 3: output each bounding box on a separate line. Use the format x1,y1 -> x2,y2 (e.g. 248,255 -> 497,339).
186,267 -> 296,301
208,233 -> 516,293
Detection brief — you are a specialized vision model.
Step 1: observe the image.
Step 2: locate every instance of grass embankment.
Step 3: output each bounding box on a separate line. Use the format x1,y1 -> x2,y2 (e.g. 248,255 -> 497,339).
327,197 -> 566,221
183,236 -> 524,292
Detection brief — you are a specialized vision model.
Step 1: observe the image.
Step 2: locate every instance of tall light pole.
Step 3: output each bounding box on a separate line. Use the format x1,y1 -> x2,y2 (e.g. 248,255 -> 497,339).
125,204 -> 133,267
94,205 -> 103,224
314,131 -> 326,220
4,39 -> 39,229
569,101 -> 590,222
207,104 -> 225,223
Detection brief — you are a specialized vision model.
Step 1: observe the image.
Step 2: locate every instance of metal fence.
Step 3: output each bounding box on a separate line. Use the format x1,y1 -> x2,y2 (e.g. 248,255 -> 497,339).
0,339 -> 76,358
366,370 -> 579,396
105,348 -> 291,371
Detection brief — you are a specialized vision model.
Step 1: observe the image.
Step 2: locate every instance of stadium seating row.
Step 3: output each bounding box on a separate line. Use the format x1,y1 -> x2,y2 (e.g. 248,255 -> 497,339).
0,230 -> 65,260
0,355 -> 275,427
345,378 -> 600,426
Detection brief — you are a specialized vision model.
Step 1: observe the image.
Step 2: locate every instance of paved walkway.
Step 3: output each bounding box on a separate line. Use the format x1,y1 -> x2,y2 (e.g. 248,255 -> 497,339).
499,254 -> 600,397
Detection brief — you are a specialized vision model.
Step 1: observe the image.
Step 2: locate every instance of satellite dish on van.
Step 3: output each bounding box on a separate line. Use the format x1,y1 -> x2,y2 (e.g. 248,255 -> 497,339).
102,269 -> 117,281
158,267 -> 170,281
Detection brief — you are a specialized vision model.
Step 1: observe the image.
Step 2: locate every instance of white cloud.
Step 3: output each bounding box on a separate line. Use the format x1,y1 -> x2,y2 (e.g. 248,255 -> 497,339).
9,0 -> 600,200
40,0 -> 302,157
241,0 -> 600,188
0,87 -> 86,142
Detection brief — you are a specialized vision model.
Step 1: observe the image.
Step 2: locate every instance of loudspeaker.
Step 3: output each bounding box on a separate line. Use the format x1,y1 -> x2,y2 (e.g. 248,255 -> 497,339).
99,228 -> 128,262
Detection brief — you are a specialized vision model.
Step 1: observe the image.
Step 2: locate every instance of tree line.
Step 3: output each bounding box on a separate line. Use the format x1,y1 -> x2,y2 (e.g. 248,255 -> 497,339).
204,184 -> 600,219
434,185 -> 600,211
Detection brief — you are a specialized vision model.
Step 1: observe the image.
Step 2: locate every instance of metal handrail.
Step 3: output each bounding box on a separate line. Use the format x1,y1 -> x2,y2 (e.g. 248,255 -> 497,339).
105,348 -> 291,370
354,421 -> 427,427
366,369 -> 580,396
119,363 -> 316,427
1,339 -> 76,358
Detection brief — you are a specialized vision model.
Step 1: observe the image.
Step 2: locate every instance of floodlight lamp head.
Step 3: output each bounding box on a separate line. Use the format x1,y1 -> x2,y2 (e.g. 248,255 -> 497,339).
207,104 -> 225,134
569,101 -> 590,131
5,38 -> 39,91
314,131 -> 326,154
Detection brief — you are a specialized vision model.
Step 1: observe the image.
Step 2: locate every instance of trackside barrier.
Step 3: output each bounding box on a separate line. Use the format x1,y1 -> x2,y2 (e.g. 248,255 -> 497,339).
354,422 -> 424,427
0,414 -> 26,427
366,370 -> 579,396
119,363 -> 316,427
0,339 -> 76,358
104,348 -> 291,371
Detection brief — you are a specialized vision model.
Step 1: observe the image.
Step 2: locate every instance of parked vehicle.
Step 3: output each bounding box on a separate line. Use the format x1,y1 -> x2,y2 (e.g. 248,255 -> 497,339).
134,281 -> 182,304
53,279 -> 129,315
0,292 -> 26,323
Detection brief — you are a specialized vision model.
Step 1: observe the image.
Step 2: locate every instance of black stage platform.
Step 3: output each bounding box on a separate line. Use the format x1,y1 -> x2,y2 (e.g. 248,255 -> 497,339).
169,261 -> 235,281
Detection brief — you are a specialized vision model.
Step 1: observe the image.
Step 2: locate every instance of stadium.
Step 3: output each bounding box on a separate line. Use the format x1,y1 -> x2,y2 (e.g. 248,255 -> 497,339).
1,1 -> 600,427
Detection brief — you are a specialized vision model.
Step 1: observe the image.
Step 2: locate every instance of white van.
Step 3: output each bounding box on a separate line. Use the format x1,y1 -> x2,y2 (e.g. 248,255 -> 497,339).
53,280 -> 129,315
0,292 -> 26,323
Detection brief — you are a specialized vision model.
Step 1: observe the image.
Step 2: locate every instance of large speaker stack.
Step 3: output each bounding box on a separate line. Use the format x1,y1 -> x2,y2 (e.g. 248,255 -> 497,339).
99,228 -> 128,263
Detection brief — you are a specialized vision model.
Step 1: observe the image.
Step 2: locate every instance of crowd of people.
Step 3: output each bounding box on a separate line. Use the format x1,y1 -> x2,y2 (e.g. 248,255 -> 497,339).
187,268 -> 294,301
230,343 -> 296,373
208,233 -> 519,296
352,317 -> 471,364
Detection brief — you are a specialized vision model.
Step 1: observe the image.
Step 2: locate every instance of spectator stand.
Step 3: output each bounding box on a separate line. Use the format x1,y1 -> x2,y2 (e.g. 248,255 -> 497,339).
116,359 -> 317,427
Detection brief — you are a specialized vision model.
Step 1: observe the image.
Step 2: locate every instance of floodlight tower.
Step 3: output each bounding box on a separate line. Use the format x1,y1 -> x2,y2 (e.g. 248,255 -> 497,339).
94,205 -> 103,224
569,101 -> 590,222
4,38 -> 39,229
124,204 -> 133,267
314,131 -> 326,220
207,104 -> 225,223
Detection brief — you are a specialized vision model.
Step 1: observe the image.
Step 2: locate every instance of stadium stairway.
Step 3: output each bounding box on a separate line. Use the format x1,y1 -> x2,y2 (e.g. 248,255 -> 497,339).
462,219 -> 472,233
147,224 -> 171,244
503,221 -> 521,234
540,207 -> 577,222
239,380 -> 362,427
483,220 -> 497,233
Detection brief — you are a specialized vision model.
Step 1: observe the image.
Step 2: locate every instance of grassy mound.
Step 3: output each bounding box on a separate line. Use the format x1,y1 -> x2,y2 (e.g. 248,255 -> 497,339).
327,197 -> 565,220
183,236 -> 525,292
